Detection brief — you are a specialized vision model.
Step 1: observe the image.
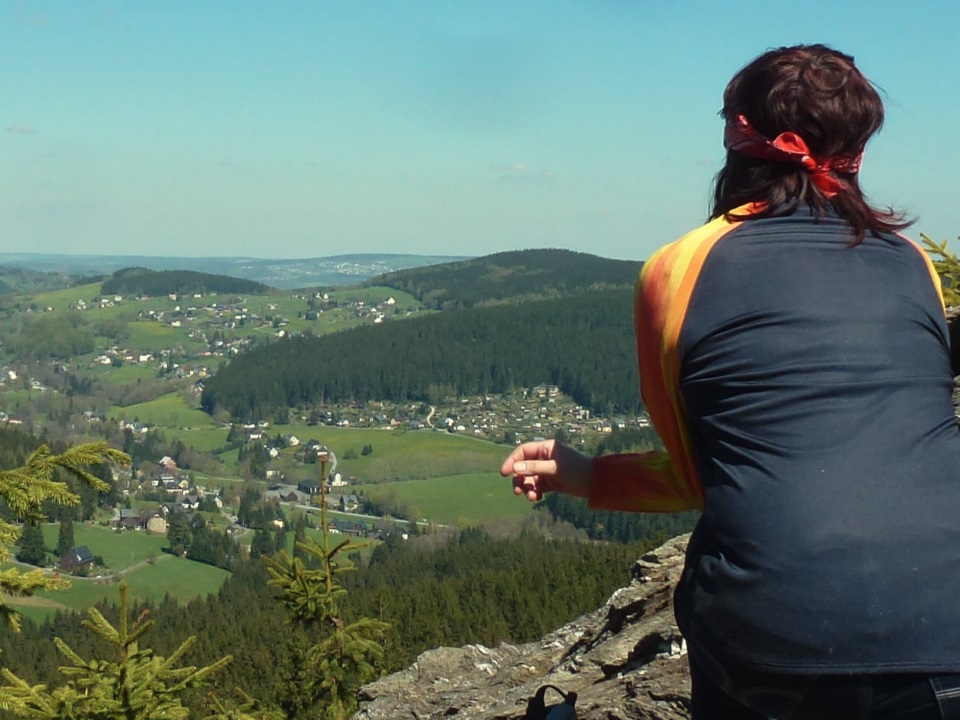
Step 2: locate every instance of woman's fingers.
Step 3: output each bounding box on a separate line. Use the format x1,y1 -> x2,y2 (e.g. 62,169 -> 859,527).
512,475 -> 543,501
511,460 -> 557,478
500,441 -> 557,475
502,440 -> 566,502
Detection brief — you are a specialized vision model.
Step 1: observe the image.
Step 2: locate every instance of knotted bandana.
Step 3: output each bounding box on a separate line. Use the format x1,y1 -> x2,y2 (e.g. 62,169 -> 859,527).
723,114 -> 862,198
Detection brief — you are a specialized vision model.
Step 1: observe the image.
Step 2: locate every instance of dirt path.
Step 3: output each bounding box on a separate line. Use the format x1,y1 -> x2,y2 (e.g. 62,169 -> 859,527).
8,595 -> 70,610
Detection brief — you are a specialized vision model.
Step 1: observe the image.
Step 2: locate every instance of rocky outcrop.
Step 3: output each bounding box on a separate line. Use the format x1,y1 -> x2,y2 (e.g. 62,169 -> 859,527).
354,535 -> 692,720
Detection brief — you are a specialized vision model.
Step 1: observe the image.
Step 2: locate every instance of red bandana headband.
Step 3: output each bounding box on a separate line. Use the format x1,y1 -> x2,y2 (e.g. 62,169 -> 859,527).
723,114 -> 863,198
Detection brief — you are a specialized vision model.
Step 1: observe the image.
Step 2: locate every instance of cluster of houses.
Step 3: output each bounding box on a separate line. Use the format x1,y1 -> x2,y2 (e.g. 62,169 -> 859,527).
114,507 -> 170,533
138,455 -> 218,499
114,455 -> 218,533
288,480 -> 358,509
301,292 -> 399,325
326,517 -> 409,540
293,387 -> 652,444
240,426 -> 341,469
74,295 -> 125,311
35,287 -> 418,398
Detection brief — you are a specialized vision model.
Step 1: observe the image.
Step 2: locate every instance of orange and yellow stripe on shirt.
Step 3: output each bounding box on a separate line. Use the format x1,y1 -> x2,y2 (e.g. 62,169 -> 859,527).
588,213 -> 744,514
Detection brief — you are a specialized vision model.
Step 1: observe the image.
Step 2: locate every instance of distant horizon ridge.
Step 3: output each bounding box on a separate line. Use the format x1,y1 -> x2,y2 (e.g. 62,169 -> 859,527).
0,251 -> 472,262
0,251 -> 474,290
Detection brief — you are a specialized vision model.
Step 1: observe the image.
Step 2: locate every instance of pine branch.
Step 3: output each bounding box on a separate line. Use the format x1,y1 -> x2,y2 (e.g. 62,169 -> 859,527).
921,233 -> 960,307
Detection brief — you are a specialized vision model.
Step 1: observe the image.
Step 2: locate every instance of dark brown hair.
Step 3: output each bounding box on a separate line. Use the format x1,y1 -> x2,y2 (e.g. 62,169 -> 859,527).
711,44 -> 911,243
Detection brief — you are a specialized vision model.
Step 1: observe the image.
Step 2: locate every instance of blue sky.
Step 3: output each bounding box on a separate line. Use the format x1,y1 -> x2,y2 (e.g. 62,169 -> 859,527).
2,1 -> 959,262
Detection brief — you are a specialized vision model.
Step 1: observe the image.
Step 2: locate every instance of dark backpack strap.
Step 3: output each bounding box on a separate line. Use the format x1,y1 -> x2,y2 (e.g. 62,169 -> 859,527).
931,676 -> 960,720
524,684 -> 577,720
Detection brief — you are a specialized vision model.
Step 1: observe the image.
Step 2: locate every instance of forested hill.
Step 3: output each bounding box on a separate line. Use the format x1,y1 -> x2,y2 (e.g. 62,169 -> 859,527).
0,266 -> 93,296
100,267 -> 271,297
364,249 -> 643,309
200,288 -> 639,419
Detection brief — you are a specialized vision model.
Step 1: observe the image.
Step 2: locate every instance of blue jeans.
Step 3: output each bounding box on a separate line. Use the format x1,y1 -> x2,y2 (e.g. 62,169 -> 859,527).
690,646 -> 960,720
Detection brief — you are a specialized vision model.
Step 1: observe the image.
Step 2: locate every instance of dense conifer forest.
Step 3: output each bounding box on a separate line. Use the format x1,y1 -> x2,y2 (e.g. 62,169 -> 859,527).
200,288 -> 640,419
100,267 -> 271,296
0,527 -> 651,716
365,248 -> 642,309
0,427 -> 44,471
538,493 -> 698,544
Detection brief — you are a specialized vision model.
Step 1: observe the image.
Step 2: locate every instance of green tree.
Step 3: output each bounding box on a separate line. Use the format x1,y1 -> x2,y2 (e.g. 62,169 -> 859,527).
15,523 -> 46,566
56,518 -> 75,558
262,464 -> 388,720
166,512 -> 192,556
291,515 -> 313,566
249,529 -> 275,559
922,234 -> 960,306
203,690 -> 285,720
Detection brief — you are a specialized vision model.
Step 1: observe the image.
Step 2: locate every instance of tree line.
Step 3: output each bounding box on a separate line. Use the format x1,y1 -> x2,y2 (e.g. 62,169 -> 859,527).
537,493 -> 698,544
200,288 -> 641,420
365,248 -> 642,309
100,267 -> 270,297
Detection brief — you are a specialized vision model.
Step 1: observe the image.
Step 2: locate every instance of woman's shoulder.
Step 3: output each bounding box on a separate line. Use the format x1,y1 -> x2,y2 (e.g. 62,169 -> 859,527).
639,211 -> 749,291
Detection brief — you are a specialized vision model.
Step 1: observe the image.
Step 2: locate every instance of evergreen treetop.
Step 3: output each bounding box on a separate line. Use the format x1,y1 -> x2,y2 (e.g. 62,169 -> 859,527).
262,464 -> 389,719
0,581 -> 233,719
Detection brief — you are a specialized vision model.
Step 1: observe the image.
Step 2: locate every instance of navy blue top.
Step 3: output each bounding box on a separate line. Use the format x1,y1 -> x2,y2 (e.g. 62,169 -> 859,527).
674,209 -> 960,673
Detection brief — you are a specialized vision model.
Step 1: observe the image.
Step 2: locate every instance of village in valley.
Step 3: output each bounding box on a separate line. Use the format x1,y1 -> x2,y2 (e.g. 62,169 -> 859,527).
1,276 -> 655,592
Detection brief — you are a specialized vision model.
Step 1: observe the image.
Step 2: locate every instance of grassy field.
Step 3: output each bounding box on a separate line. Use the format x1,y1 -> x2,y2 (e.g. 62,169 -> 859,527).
19,286 -> 425,361
173,427 -> 232,451
109,393 -> 219,429
353,471 -> 531,526
30,282 -> 103,309
328,286 -> 420,305
41,522 -> 167,570
176,423 -> 509,488
12,523 -> 232,623
11,555 -> 231,623
124,321 -> 208,353
271,424 -> 505,482
82,361 -> 157,384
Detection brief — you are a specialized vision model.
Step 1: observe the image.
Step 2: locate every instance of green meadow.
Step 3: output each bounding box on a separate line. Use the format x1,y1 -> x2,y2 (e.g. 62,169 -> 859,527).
354,472 -> 530,526
125,321 -> 208,353
272,423 -> 505,481
328,286 -> 420,306
30,282 -> 103,309
174,427 -> 233,452
12,556 -> 231,624
83,361 -> 157,384
41,522 -> 166,569
9,523 -> 231,623
110,393 -> 219,429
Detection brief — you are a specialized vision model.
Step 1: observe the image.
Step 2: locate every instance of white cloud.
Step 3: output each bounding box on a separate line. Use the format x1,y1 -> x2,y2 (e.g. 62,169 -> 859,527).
491,161 -> 556,180
5,123 -> 35,135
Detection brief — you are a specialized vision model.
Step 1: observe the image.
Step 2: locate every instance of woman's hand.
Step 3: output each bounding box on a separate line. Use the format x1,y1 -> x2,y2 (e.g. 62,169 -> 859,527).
500,439 -> 593,502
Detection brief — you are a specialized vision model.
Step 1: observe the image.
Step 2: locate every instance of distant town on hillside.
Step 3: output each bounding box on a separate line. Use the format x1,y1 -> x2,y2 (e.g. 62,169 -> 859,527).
0,252 -> 471,289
